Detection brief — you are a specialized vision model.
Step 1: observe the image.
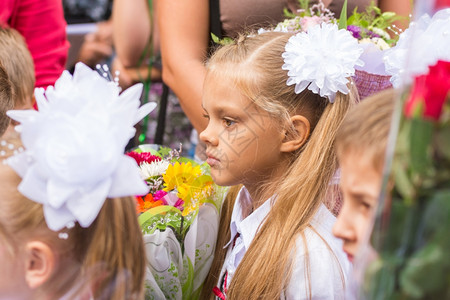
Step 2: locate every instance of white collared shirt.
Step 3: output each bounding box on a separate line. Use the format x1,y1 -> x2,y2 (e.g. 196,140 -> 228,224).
217,186 -> 350,299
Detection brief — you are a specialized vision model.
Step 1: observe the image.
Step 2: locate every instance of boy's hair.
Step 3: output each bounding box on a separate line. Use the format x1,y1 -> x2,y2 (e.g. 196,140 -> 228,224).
0,27 -> 35,108
0,163 -> 146,300
202,31 -> 357,299
0,62 -> 13,135
336,88 -> 396,172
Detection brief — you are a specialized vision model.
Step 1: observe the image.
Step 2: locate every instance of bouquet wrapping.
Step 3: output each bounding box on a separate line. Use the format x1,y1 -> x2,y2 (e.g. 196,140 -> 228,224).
127,145 -> 227,299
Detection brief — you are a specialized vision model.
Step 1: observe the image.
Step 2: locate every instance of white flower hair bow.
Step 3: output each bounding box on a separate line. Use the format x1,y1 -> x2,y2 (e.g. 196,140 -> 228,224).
6,63 -> 156,231
383,8 -> 450,88
282,23 -> 364,102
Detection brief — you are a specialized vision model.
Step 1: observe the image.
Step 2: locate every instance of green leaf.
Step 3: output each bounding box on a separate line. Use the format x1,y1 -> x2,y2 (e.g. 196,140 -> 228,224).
372,5 -> 381,15
400,244 -> 447,298
435,124 -> 450,163
283,7 -> 296,18
338,0 -> 348,29
381,12 -> 396,19
363,256 -> 398,299
210,33 -> 220,44
409,118 -> 434,175
392,160 -> 414,202
158,146 -> 172,157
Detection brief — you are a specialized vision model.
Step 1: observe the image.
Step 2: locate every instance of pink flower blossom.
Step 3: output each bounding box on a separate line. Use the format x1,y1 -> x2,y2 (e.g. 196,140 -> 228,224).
126,151 -> 161,165
300,16 -> 322,31
153,190 -> 168,201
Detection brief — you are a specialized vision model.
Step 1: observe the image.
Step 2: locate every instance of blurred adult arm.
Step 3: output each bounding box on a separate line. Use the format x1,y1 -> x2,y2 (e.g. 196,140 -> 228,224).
156,0 -> 210,132
112,0 -> 153,68
379,0 -> 413,30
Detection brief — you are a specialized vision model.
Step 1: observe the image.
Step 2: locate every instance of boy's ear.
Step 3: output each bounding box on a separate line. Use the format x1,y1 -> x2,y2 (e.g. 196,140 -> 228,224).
280,115 -> 310,153
24,241 -> 55,289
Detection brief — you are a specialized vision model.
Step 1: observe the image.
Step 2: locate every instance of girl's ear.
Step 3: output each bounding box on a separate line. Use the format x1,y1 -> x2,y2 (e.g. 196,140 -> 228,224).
280,115 -> 310,153
24,241 -> 55,289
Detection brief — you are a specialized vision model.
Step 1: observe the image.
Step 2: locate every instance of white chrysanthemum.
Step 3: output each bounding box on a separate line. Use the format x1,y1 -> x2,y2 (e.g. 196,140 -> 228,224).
6,63 -> 156,231
282,23 -> 364,102
359,37 -> 390,51
139,160 -> 170,180
384,8 -> 450,88
370,27 -> 391,40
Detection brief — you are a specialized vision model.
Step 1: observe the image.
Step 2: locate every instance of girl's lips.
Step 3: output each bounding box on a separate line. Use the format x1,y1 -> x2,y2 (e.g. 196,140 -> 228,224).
206,156 -> 220,167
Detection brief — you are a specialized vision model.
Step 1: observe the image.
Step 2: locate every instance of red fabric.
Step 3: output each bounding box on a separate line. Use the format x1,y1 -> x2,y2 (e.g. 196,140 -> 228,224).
0,0 -> 69,89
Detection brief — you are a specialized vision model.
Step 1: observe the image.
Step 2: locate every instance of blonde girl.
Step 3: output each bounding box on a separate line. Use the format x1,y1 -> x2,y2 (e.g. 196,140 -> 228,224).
0,62 -> 156,300
200,24 -> 363,299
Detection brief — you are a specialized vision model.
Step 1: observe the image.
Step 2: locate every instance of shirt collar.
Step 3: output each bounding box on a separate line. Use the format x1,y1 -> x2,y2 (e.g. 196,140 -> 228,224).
225,186 -> 273,250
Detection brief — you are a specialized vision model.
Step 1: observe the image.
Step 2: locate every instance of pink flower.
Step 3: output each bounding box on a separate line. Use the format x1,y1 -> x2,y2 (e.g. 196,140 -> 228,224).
405,60 -> 450,121
174,199 -> 184,210
126,151 -> 161,165
153,190 -> 168,201
300,16 -> 322,31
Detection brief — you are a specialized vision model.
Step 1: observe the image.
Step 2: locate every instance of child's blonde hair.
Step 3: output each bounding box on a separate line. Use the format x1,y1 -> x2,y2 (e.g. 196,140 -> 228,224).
0,27 -> 35,108
336,88 -> 396,172
202,31 -> 357,299
0,62 -> 13,135
0,164 -> 146,300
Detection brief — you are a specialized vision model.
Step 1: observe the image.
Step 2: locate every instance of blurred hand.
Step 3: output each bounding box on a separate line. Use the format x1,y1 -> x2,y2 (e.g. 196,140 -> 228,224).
77,20 -> 114,67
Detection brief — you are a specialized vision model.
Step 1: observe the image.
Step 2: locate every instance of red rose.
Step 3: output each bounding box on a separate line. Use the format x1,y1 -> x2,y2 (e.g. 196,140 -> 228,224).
405,60 -> 450,120
434,0 -> 450,10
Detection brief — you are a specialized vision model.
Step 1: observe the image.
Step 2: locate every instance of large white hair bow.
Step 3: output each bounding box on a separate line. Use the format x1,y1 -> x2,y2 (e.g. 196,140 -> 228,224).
6,63 -> 156,231
282,23 -> 364,102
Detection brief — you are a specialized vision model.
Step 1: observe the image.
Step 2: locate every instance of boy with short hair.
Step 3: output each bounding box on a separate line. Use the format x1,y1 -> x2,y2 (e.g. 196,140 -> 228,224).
0,63 -> 13,136
332,88 -> 396,262
0,27 -> 35,111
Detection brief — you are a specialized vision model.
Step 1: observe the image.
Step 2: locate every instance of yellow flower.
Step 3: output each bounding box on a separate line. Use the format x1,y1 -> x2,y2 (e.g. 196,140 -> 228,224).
182,200 -> 200,216
162,162 -> 202,192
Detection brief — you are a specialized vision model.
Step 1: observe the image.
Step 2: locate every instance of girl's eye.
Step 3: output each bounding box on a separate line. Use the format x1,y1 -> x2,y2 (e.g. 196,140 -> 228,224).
224,119 -> 236,127
203,114 -> 210,120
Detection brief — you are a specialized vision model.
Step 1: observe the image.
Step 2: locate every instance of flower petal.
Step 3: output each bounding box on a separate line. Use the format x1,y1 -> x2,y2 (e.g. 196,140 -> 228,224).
66,179 -> 111,228
108,156 -> 149,198
43,204 -> 76,231
17,165 -> 48,204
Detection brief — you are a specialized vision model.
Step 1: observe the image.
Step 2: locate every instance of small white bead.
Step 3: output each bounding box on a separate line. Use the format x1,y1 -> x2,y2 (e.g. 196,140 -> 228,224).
66,221 -> 76,229
58,233 -> 69,240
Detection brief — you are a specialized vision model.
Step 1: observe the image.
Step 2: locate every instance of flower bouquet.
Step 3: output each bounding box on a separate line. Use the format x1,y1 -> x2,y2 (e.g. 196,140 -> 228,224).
343,1 -> 403,99
360,6 -> 450,299
256,0 -> 403,100
126,145 -> 227,300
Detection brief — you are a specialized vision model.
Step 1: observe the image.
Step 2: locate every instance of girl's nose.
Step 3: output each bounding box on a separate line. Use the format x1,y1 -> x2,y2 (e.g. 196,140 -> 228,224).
199,124 -> 219,146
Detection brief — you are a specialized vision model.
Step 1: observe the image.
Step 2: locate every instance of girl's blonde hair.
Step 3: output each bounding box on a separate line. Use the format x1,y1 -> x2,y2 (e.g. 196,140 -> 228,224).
0,164 -> 146,300
201,31 -> 357,299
